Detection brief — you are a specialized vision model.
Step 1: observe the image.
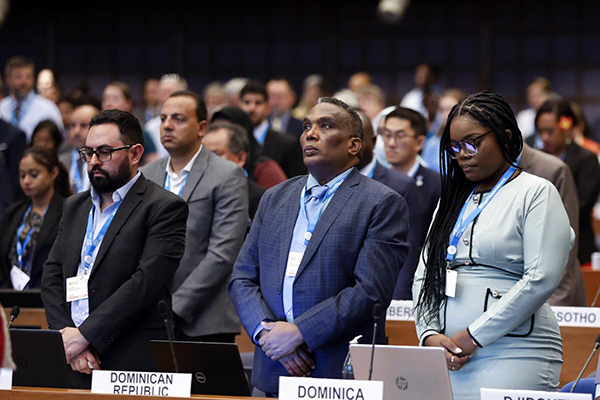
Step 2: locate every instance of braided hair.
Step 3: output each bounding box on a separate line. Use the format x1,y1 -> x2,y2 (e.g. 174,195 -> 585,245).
414,91 -> 523,323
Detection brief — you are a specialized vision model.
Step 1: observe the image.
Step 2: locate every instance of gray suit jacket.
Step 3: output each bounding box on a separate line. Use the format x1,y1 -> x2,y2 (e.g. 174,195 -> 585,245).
142,146 -> 249,336
519,143 -> 586,306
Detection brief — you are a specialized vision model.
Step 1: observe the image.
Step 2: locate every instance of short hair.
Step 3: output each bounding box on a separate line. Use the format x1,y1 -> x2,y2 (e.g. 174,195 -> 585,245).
206,121 -> 250,155
385,107 -> 427,137
203,81 -> 225,98
223,77 -> 248,98
106,81 -> 132,102
5,56 -> 34,77
89,109 -> 144,147
316,97 -> 364,140
31,120 -> 63,150
357,84 -> 385,105
535,99 -> 577,128
240,81 -> 268,102
160,73 -> 188,90
169,90 -> 208,122
530,77 -> 551,92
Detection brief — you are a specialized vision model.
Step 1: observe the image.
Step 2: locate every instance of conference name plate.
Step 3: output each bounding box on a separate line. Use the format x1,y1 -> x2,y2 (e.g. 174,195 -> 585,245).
387,302 -> 600,327
91,370 -> 192,397
480,388 -> 592,400
279,376 -> 383,400
386,300 -> 414,321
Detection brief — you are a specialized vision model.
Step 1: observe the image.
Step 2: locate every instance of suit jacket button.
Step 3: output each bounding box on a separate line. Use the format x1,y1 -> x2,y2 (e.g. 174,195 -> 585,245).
277,288 -> 282,294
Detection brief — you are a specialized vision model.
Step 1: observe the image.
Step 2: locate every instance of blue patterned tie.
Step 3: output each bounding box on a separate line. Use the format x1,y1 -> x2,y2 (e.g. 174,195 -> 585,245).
305,185 -> 329,221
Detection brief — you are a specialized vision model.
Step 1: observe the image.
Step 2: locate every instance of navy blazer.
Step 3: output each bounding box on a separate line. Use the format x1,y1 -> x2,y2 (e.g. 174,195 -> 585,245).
413,164 -> 441,229
229,168 -> 409,393
371,162 -> 427,300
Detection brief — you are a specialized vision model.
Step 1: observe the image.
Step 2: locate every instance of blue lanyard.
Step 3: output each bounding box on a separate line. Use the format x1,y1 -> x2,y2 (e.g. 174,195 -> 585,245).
16,205 -> 34,268
11,94 -> 34,125
300,169 -> 352,247
83,201 -> 122,272
164,173 -> 188,196
445,165 -> 517,265
72,150 -> 85,193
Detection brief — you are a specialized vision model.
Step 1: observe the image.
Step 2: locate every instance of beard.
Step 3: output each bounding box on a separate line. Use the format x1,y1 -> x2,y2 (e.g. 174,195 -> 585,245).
88,157 -> 132,194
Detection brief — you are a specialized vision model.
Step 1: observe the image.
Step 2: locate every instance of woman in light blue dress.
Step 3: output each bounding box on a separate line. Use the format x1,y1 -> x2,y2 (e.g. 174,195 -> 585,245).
413,91 -> 574,400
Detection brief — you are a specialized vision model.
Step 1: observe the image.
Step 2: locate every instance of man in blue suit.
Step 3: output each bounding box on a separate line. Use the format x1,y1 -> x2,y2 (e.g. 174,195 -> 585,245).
356,112 -> 426,300
229,97 -> 409,394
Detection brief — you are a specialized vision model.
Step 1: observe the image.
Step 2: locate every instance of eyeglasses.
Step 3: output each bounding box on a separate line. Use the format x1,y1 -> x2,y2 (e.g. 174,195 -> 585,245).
378,128 -> 416,142
79,145 -> 131,163
444,130 -> 493,159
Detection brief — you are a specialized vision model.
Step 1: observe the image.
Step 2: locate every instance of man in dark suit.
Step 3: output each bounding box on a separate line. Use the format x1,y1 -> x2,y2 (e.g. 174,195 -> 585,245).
142,91 -> 248,343
382,107 -> 441,227
229,97 -> 409,394
0,118 -> 26,220
266,78 -> 303,137
357,112 -> 426,300
241,81 -> 306,178
535,99 -> 600,264
41,110 -> 188,375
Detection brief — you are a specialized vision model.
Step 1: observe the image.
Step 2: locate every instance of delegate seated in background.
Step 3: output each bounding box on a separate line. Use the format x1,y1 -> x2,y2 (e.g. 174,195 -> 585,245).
0,147 -> 70,289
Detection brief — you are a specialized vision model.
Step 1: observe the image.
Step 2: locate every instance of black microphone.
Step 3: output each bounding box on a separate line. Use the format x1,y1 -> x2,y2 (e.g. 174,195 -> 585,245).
8,306 -> 20,328
571,334 -> 600,392
368,303 -> 382,380
158,300 -> 179,373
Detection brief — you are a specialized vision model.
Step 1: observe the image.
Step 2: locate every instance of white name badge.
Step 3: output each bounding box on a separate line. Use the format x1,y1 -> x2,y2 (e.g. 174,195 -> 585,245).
286,252 -> 304,277
91,370 -> 192,398
66,275 -> 89,302
10,266 -> 30,291
386,300 -> 415,321
445,269 -> 458,298
279,376 -> 383,400
551,307 -> 600,328
0,368 -> 12,390
481,388 -> 591,400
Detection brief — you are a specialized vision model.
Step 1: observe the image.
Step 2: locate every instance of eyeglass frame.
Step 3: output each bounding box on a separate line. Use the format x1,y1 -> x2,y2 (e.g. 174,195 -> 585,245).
377,127 -> 418,142
444,129 -> 494,159
78,145 -> 132,163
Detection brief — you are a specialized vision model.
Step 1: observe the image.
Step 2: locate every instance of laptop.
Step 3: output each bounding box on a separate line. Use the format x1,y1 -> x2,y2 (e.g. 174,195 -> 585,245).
150,340 -> 251,396
0,289 -> 43,308
10,328 -> 91,389
350,344 -> 453,400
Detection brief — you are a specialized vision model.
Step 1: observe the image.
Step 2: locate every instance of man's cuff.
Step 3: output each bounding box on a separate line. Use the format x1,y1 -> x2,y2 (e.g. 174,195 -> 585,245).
252,319 -> 274,345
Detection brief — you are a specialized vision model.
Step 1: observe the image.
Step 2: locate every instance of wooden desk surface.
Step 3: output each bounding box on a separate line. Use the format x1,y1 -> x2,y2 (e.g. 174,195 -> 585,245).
6,307 -> 597,389
2,387 -> 268,399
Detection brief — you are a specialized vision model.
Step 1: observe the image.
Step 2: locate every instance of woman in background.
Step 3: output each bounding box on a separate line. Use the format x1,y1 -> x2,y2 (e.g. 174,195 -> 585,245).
413,91 -> 572,399
0,147 -> 71,289
30,120 -> 63,153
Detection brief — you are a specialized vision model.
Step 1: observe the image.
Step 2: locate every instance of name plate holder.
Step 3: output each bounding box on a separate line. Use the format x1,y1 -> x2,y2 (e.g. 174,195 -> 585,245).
279,376 -> 383,400
551,307 -> 600,328
481,388 -> 592,400
91,370 -> 192,397
386,300 -> 414,321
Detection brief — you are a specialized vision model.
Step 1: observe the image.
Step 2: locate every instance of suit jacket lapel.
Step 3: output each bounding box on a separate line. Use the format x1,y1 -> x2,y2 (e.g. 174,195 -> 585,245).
89,176 -> 145,278
143,157 -> 168,189
180,147 -> 209,202
69,197 -> 92,277
372,162 -> 386,181
277,178 -> 304,281
296,168 -> 360,278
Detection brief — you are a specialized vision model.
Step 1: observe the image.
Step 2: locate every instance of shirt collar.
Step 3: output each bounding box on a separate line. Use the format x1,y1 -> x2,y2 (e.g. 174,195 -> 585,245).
11,90 -> 35,105
306,167 -> 354,192
91,171 -> 141,210
253,120 -> 269,142
358,158 -> 377,177
406,158 -> 421,178
165,145 -> 203,179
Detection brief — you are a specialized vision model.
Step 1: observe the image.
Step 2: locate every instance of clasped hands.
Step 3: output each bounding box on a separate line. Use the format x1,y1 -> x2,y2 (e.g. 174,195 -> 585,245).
424,329 -> 477,372
258,321 -> 315,377
60,327 -> 101,375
